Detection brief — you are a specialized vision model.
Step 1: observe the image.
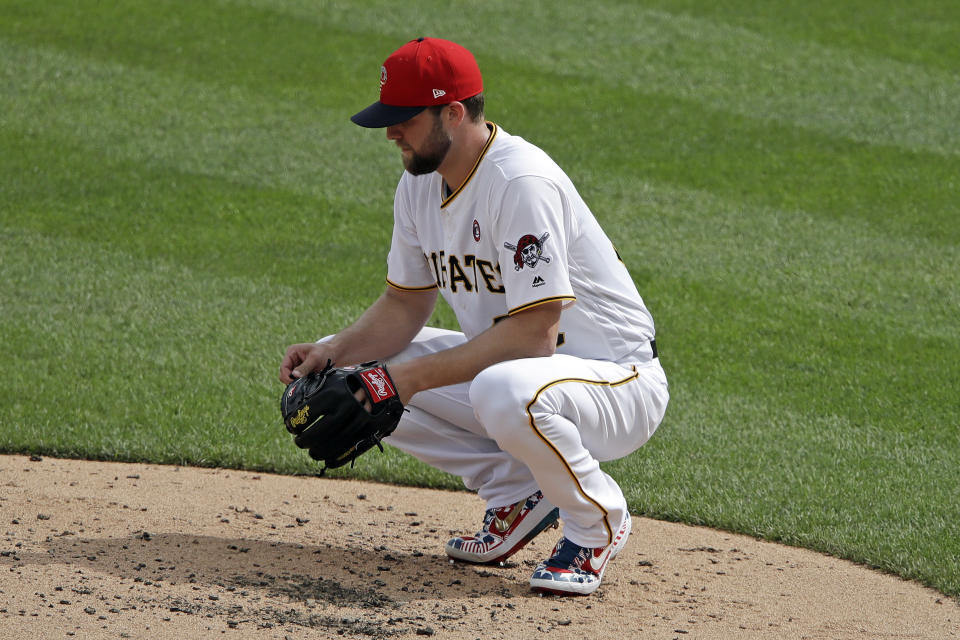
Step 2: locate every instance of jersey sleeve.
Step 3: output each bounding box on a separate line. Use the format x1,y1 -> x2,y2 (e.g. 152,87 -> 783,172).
386,180 -> 438,291
495,176 -> 576,314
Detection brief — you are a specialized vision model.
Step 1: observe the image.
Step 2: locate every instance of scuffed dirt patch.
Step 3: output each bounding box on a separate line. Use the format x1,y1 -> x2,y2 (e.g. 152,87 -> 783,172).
0,454 -> 956,639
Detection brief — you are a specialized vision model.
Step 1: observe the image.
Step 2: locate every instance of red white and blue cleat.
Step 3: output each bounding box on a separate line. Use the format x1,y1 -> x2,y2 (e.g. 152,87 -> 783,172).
529,513 -> 632,595
445,490 -> 559,565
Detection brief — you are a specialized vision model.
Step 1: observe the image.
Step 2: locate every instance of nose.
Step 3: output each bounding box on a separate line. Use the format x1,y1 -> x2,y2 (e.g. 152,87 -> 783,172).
386,125 -> 401,140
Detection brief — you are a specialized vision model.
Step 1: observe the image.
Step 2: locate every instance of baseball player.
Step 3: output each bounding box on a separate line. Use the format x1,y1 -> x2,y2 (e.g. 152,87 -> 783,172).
280,37 -> 669,595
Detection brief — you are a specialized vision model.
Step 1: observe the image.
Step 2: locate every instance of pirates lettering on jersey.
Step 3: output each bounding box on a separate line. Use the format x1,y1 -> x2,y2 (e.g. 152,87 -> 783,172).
505,232 -> 551,270
427,251 -> 505,294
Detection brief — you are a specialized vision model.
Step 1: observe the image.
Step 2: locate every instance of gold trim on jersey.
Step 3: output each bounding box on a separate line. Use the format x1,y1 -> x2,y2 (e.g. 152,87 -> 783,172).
385,278 -> 439,292
508,295 -> 575,316
524,367 -> 640,546
440,122 -> 498,209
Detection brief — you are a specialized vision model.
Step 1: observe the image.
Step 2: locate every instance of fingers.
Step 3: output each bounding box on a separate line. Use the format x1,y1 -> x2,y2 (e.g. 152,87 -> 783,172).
279,343 -> 334,383
279,343 -> 312,383
279,346 -> 300,383
292,349 -> 322,380
353,388 -> 372,412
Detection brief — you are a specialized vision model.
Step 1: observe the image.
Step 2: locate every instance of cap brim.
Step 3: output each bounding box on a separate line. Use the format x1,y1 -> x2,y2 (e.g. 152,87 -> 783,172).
350,102 -> 427,128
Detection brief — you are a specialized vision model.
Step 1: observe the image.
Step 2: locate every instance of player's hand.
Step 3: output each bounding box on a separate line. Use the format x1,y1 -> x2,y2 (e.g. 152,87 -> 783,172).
279,342 -> 336,384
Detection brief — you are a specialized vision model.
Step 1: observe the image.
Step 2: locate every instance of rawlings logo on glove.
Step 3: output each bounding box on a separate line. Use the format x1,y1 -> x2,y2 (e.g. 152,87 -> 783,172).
289,406 -> 310,427
360,368 -> 396,401
280,361 -> 405,474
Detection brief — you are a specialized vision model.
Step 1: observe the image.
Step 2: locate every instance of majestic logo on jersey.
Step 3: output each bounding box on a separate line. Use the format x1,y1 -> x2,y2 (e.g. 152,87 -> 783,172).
472,219 -> 481,242
505,232 -> 551,270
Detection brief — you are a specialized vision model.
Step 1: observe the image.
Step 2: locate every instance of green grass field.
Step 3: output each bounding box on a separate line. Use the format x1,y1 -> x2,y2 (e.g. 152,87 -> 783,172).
1,0 -> 958,598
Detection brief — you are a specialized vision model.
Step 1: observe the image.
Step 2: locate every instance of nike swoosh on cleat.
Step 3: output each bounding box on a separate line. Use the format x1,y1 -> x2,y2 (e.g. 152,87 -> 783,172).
588,545 -> 614,572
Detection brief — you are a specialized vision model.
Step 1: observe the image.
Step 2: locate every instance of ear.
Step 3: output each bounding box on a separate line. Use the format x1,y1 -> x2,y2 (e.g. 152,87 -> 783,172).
445,101 -> 468,126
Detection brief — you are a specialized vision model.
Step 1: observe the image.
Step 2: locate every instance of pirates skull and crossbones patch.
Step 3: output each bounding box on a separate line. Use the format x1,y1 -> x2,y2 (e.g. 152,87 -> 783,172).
505,232 -> 551,270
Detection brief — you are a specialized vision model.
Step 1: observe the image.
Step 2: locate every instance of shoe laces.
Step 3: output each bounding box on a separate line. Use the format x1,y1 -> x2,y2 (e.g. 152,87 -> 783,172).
475,507 -> 499,536
545,538 -> 594,573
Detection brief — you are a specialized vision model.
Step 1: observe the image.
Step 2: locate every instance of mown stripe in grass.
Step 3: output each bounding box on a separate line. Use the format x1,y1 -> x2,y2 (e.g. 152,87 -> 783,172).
213,0 -> 960,155
0,36 -> 399,206
639,0 -> 960,73
0,127 -> 394,295
0,226 -> 353,468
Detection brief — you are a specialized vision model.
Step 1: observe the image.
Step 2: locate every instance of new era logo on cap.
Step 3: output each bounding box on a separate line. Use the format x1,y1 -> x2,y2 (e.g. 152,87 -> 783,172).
351,37 -> 484,128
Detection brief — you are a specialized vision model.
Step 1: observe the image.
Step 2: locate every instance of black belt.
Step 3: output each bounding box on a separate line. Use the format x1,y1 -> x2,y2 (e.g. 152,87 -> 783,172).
650,339 -> 658,359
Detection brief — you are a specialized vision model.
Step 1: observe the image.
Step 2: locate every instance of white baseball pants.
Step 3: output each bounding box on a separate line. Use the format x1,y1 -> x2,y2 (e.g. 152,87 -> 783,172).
383,327 -> 669,549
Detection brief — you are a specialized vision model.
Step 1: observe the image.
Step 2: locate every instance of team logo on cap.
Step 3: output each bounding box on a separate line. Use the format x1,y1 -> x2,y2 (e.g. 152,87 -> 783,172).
505,232 -> 551,270
379,66 -> 388,90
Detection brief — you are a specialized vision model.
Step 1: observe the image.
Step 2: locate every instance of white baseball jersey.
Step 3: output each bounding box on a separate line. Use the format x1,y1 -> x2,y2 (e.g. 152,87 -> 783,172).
386,123 -> 657,364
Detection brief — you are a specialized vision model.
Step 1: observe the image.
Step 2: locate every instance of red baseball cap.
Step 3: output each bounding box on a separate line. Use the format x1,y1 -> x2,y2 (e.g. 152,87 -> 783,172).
351,37 -> 483,128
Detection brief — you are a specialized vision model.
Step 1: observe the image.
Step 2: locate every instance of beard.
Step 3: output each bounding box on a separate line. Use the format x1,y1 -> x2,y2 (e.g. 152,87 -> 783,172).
403,116 -> 452,176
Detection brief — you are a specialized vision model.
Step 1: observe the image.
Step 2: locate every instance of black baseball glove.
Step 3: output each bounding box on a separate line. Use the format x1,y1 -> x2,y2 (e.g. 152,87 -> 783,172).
281,361 -> 405,474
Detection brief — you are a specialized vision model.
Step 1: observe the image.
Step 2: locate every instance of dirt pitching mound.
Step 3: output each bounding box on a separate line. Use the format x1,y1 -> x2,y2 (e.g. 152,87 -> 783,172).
0,455 -> 955,639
